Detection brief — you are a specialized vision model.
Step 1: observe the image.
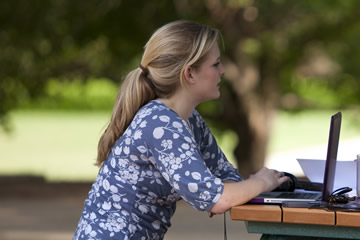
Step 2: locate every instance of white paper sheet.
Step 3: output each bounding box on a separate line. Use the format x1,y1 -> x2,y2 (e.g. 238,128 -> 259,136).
297,158 -> 357,196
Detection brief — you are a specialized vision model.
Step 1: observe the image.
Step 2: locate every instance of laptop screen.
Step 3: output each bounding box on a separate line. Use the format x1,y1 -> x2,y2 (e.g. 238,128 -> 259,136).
321,112 -> 342,201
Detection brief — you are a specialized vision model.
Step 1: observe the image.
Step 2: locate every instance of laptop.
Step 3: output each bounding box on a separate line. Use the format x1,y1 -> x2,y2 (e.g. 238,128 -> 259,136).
249,112 -> 342,204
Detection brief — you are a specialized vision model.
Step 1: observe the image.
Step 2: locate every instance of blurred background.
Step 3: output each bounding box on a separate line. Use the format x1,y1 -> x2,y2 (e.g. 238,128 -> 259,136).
1,0 -> 360,239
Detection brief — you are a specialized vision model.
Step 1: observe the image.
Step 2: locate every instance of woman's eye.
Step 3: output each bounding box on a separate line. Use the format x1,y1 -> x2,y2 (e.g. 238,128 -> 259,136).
213,62 -> 220,67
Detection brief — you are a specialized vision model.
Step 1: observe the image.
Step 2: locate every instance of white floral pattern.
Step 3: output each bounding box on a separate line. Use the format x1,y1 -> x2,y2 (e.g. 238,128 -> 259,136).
73,100 -> 242,239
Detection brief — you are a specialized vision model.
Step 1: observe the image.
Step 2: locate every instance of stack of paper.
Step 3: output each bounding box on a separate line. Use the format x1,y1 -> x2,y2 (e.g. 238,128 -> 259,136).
297,159 -> 357,196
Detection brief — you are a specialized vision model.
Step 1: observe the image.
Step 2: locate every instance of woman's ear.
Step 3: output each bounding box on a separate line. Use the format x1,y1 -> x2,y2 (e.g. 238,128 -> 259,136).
184,66 -> 195,84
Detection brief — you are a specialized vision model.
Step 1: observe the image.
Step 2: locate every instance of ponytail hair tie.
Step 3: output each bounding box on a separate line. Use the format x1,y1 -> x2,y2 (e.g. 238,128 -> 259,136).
139,64 -> 149,76
139,64 -> 157,91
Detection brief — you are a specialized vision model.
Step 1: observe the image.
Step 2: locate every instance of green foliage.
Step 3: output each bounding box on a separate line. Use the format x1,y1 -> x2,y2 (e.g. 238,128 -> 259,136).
20,78 -> 118,111
2,0 -> 360,117
0,0 -> 178,129
289,75 -> 359,109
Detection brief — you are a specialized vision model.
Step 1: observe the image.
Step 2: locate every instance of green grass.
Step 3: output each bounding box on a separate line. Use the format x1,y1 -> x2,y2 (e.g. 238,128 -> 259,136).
1,109 -> 359,182
0,110 -> 111,182
268,110 -> 360,154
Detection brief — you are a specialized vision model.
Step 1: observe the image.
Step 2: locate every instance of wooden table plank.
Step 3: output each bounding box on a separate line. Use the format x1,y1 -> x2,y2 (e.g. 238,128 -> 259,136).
337,211 -> 360,227
231,204 -> 281,222
231,204 -> 360,239
282,207 -> 335,225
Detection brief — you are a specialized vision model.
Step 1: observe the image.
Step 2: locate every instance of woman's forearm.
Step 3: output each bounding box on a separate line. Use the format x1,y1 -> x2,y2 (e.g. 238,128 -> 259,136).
210,167 -> 289,214
210,178 -> 265,214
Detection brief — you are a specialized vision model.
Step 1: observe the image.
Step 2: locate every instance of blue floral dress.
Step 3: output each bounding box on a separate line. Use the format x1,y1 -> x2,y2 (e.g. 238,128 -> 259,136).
73,100 -> 242,240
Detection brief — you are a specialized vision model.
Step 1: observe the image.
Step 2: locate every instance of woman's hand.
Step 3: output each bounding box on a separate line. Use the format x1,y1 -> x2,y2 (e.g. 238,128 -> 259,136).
249,167 -> 290,193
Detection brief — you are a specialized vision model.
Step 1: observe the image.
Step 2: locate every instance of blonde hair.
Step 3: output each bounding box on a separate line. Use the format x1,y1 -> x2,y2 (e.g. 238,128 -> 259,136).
96,20 -> 219,166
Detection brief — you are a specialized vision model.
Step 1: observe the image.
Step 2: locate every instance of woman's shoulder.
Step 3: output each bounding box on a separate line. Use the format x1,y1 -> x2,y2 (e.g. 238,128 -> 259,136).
138,100 -> 173,117
129,100 -> 189,140
133,100 -> 181,125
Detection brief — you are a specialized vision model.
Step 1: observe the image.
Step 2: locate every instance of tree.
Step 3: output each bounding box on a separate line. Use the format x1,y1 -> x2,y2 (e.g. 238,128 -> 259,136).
0,0 -> 178,130
1,0 -> 360,177
173,0 -> 360,176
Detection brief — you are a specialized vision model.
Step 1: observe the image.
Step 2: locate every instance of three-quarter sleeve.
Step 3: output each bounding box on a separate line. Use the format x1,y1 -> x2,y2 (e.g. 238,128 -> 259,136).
139,112 -> 224,212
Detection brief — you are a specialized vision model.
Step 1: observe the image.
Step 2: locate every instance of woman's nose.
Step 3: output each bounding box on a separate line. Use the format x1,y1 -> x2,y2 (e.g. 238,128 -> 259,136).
220,63 -> 225,76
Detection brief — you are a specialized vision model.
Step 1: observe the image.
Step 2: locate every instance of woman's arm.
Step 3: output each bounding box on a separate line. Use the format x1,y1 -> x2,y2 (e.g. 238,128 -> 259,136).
210,167 -> 290,214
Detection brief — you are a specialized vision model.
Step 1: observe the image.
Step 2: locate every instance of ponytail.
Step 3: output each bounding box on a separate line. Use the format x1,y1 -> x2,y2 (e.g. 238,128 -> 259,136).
96,68 -> 156,166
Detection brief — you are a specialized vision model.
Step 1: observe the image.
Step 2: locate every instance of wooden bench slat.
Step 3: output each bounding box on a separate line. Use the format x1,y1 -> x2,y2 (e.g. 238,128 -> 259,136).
231,204 -> 282,223
282,207 -> 335,225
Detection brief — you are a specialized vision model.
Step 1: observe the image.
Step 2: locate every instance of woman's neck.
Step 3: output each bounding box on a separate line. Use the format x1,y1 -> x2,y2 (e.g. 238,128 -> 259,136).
157,92 -> 196,121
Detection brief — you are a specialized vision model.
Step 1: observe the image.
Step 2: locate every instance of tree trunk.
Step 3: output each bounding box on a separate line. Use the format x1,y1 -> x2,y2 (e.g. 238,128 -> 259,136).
219,76 -> 276,178
233,102 -> 274,178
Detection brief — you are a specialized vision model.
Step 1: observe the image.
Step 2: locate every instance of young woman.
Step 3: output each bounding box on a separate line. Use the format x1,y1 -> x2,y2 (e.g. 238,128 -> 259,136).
73,20 -> 289,240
